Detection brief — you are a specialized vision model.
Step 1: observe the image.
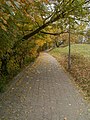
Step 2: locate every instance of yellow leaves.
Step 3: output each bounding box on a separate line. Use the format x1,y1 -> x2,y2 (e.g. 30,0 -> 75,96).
35,36 -> 53,52
30,47 -> 38,57
0,23 -> 7,31
20,0 -> 26,3
60,33 -> 78,43
46,36 -> 52,42
3,14 -> 10,21
35,39 -> 46,47
1,17 -> 7,25
39,0 -> 49,4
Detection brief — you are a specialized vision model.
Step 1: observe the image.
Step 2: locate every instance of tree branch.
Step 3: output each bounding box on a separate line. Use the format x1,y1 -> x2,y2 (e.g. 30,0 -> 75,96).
40,31 -> 68,35
22,0 -> 85,40
22,21 -> 51,40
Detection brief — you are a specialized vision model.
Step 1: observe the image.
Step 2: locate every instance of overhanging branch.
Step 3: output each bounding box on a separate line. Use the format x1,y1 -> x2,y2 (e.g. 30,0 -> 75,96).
22,1 -> 85,40
40,31 -> 68,35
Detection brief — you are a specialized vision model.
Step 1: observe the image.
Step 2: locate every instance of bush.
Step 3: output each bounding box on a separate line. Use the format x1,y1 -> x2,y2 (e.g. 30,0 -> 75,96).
0,75 -> 7,92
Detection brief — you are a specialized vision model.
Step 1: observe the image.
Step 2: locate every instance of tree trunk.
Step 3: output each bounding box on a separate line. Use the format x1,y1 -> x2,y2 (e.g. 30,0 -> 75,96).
1,55 -> 8,76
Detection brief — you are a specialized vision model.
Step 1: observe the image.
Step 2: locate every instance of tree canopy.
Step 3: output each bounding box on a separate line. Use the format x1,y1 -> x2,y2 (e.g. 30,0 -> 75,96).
22,0 -> 90,40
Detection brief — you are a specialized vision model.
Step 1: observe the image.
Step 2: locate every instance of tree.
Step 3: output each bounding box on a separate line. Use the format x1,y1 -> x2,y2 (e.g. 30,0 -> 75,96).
22,0 -> 89,40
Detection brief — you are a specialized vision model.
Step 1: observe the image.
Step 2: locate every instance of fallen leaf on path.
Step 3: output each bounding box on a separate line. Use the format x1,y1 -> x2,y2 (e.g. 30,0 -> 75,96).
26,76 -> 29,78
69,103 -> 71,106
88,109 -> 90,112
64,117 -> 67,120
36,80 -> 39,82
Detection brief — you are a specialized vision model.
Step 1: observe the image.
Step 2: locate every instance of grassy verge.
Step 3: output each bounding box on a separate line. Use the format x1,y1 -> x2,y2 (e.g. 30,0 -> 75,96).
49,44 -> 90,101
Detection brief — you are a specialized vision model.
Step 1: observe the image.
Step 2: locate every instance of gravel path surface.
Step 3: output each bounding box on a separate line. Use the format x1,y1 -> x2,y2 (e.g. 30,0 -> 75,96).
0,52 -> 90,120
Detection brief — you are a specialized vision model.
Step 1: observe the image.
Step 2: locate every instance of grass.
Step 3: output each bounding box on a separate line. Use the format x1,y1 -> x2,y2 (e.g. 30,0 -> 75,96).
49,44 -> 90,101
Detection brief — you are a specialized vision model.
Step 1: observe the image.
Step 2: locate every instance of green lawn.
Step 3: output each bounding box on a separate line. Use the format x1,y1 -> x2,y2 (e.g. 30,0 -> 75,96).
50,44 -> 90,58
50,44 -> 90,101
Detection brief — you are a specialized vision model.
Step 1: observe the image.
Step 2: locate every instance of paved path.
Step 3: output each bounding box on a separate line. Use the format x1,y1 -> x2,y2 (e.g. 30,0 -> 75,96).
0,53 -> 90,120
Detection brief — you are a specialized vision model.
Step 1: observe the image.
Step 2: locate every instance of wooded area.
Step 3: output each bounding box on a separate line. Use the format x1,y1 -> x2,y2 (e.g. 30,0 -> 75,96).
0,0 -> 90,91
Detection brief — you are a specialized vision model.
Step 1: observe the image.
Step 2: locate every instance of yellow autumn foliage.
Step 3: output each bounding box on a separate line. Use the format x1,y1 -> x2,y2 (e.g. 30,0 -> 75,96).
35,39 -> 46,47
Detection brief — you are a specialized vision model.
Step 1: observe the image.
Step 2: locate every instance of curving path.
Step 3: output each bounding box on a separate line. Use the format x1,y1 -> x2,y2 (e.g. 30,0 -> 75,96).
0,53 -> 90,120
